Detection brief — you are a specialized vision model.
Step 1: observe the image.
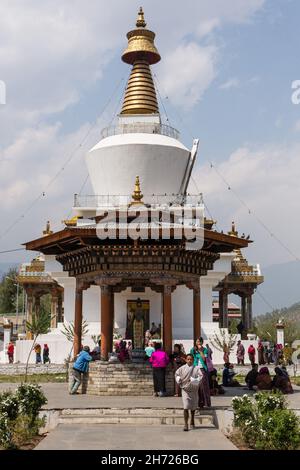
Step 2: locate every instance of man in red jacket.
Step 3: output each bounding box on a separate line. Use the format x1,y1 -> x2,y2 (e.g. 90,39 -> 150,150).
149,342 -> 170,397
7,342 -> 14,363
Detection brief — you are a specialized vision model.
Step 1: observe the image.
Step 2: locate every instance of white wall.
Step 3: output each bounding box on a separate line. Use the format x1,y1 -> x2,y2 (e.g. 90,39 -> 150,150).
83,285 -> 100,322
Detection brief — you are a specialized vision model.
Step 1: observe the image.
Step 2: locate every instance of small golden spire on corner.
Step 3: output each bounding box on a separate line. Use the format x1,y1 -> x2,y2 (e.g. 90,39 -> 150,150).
43,221 -> 53,237
136,7 -> 146,28
228,221 -> 238,237
130,176 -> 144,206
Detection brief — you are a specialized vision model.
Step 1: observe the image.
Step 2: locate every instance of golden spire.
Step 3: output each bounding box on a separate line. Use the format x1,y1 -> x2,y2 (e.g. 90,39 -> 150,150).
136,6 -> 146,28
130,176 -> 144,205
228,221 -> 238,237
121,8 -> 160,115
43,221 -> 53,237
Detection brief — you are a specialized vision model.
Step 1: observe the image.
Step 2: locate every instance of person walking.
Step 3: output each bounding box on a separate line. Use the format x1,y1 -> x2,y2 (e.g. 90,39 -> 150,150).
257,341 -> 265,365
149,342 -> 169,397
43,344 -> 50,364
7,342 -> 14,364
34,344 -> 42,364
175,354 -> 203,431
236,340 -> 245,365
190,337 -> 211,408
248,344 -> 255,366
69,346 -> 92,395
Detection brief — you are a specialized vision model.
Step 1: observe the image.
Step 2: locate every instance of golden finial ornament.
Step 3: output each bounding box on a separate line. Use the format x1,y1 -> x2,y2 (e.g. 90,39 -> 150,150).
43,220 -> 53,236
121,8 -> 160,115
130,176 -> 144,206
136,7 -> 146,28
228,221 -> 238,237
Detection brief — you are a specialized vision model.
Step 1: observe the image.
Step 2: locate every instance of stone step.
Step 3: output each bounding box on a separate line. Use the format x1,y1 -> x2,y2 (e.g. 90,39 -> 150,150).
58,414 -> 215,426
59,408 -> 215,426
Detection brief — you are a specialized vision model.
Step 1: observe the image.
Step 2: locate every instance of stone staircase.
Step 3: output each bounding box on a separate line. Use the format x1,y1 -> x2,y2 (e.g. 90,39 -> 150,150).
58,407 -> 216,427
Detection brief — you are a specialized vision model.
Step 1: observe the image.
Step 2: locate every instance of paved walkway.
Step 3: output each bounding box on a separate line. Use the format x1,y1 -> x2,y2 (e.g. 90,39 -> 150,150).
35,424 -> 237,450
1,382 -> 300,409
1,382 -> 299,450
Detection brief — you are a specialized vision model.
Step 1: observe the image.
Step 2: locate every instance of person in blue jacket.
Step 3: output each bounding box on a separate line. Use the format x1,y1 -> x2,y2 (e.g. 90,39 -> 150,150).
69,346 -> 92,395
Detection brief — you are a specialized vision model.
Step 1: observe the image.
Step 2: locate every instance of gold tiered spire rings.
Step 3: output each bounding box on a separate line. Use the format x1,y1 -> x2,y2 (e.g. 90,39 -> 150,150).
130,176 -> 144,206
121,7 -> 160,115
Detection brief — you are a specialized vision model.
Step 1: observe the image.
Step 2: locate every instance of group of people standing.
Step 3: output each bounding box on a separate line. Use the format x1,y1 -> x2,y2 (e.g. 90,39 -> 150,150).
146,337 -> 216,431
236,340 -> 290,366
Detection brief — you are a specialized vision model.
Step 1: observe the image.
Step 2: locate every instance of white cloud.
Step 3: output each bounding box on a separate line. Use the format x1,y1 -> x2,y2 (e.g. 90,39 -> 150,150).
157,43 -> 217,109
191,144 -> 300,267
219,78 -> 240,90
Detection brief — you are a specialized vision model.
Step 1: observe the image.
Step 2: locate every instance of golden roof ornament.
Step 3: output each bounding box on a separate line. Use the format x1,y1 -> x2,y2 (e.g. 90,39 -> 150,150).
136,6 -> 146,28
228,221 -> 238,237
121,8 -> 160,115
43,221 -> 53,237
62,216 -> 78,227
129,176 -> 144,206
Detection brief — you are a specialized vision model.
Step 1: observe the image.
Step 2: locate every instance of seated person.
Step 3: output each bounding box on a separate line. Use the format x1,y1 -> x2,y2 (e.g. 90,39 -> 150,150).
272,367 -> 294,394
245,363 -> 259,390
255,367 -> 273,390
222,363 -> 241,387
209,368 -> 225,395
90,340 -> 101,361
117,339 -> 129,363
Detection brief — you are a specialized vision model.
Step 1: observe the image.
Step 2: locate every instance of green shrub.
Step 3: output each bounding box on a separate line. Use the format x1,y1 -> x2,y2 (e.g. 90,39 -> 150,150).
15,383 -> 47,423
0,384 -> 47,449
232,391 -> 300,450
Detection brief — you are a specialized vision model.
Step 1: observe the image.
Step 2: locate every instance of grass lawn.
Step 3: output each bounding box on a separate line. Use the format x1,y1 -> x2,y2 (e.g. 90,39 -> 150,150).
0,373 -> 67,383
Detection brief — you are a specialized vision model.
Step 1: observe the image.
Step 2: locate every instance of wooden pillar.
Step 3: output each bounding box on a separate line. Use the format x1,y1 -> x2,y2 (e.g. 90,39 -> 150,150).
26,292 -> 33,340
74,282 -> 83,358
193,285 -> 201,342
34,295 -> 40,317
57,294 -> 63,323
218,290 -> 224,328
223,291 -> 229,328
247,294 -> 253,329
109,290 -> 114,354
241,295 -> 247,329
163,285 -> 172,355
101,285 -> 112,361
51,294 -> 58,328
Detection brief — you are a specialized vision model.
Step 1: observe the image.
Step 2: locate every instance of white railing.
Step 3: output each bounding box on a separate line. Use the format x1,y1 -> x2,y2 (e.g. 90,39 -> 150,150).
101,123 -> 180,140
73,193 -> 204,209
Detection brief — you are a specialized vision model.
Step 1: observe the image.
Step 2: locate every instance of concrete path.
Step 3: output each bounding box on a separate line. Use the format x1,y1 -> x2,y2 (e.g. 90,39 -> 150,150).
35,424 -> 237,450
1,382 -> 299,409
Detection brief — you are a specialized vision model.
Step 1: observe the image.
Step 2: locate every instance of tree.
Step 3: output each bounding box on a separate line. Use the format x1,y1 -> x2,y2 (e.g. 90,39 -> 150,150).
210,329 -> 237,363
0,267 -> 23,314
24,311 -> 52,383
254,303 -> 300,344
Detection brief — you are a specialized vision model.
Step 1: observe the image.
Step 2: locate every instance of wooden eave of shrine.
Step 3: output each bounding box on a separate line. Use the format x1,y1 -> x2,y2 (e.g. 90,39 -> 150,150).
23,227 -> 251,256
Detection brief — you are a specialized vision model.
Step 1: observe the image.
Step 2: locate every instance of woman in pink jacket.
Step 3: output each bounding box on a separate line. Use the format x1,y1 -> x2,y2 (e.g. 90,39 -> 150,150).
149,342 -> 170,397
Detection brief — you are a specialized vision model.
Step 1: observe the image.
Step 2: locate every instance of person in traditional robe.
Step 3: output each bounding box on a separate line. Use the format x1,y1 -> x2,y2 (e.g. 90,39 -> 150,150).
175,354 -> 203,431
236,340 -> 245,365
190,337 -> 211,408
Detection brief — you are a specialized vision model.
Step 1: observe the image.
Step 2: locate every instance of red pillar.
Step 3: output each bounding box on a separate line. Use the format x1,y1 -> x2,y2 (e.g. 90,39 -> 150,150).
74,282 -> 83,358
193,286 -> 201,341
163,286 -> 172,355
101,285 -> 112,361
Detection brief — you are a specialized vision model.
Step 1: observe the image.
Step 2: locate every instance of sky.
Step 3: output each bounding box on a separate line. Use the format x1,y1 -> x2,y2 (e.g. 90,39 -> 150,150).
0,0 -> 300,304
